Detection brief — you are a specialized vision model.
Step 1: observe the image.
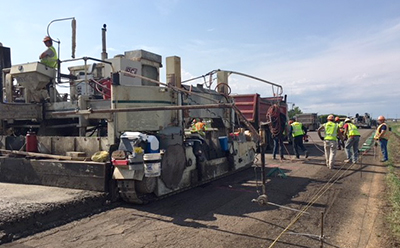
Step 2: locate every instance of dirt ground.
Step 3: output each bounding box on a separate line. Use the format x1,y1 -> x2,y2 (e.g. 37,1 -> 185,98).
1,129 -> 395,248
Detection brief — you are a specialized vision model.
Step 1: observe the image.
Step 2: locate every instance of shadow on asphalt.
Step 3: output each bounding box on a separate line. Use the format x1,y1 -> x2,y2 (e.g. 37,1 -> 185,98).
118,164 -> 323,248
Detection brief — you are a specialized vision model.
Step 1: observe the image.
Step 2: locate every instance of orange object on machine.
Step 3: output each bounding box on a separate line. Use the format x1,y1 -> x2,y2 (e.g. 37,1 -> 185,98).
112,158 -> 129,166
26,131 -> 38,152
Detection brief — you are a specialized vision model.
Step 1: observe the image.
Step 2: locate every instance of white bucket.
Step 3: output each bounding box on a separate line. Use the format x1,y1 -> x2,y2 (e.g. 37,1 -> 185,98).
143,153 -> 161,177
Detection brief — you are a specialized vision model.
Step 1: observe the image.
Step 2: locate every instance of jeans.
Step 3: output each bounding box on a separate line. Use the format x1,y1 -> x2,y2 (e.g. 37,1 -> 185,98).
324,140 -> 337,168
345,136 -> 360,163
293,136 -> 307,158
380,139 -> 388,161
273,136 -> 284,158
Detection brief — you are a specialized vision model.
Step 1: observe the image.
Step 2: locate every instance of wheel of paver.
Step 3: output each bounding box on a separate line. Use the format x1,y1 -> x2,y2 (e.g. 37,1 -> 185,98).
135,176 -> 156,194
161,144 -> 186,189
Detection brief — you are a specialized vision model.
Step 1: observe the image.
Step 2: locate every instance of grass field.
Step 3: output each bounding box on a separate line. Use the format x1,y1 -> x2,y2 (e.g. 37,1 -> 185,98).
386,122 -> 400,240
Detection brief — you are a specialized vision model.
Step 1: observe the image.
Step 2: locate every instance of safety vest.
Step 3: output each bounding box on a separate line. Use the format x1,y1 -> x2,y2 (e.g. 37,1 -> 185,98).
347,123 -> 360,137
374,123 -> 389,140
191,122 -> 205,135
323,121 -> 338,141
40,46 -> 58,68
338,121 -> 344,128
291,122 -> 305,137
195,122 -> 204,131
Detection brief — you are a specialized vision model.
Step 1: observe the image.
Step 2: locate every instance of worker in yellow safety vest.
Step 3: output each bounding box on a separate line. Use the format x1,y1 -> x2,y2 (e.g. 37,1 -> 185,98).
290,117 -> 309,159
374,115 -> 389,162
317,115 -> 344,169
39,36 -> 58,68
191,118 -> 206,136
335,116 -> 344,150
343,118 -> 361,163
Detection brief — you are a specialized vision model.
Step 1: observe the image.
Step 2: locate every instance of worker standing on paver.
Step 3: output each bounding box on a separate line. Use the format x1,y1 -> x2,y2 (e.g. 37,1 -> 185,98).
318,115 -> 344,169
39,36 -> 58,68
194,118 -> 206,136
374,115 -> 389,162
290,117 -> 309,159
343,118 -> 361,163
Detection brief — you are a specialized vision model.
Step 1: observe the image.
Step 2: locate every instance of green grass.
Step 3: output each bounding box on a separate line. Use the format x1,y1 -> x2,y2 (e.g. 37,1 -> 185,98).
386,124 -> 400,239
392,124 -> 400,136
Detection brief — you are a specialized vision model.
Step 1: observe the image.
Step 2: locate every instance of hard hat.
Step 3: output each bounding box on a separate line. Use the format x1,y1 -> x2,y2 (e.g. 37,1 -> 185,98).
345,118 -> 351,123
378,116 -> 385,121
327,115 -> 334,121
43,36 -> 52,42
335,117 -> 340,122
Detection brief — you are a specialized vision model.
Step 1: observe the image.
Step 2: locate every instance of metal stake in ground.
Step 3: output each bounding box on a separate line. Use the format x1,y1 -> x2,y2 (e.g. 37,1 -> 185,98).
320,211 -> 324,248
286,211 -> 325,247
252,127 -> 268,205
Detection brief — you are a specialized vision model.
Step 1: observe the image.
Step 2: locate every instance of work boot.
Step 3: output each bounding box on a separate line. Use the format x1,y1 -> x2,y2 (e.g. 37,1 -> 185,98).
305,151 -> 309,158
296,155 -> 300,159
344,159 -> 351,163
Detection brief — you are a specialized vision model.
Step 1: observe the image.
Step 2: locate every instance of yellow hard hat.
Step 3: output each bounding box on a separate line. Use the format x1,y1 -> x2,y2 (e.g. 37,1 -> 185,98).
327,115 -> 334,121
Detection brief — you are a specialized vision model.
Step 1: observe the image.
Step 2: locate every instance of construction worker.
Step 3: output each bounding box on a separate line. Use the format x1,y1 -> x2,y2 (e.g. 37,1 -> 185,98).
39,36 -> 58,68
190,119 -> 197,132
318,115 -> 344,169
290,117 -> 309,159
374,115 -> 389,162
271,111 -> 288,160
343,118 -> 360,163
335,117 -> 344,150
193,118 -> 206,136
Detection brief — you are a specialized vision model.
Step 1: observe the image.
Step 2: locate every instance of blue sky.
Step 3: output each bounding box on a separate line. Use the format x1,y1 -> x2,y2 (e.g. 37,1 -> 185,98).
1,0 -> 399,118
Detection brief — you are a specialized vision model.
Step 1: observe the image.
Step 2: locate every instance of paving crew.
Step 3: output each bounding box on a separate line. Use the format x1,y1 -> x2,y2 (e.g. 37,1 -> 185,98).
289,117 -> 309,159
318,115 -> 344,169
374,115 -> 389,162
343,118 -> 360,163
335,117 -> 344,150
39,36 -> 58,68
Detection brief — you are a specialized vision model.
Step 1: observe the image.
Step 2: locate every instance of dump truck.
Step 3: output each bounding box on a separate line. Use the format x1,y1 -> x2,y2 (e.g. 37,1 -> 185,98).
232,94 -> 288,149
295,113 -> 319,131
0,22 -> 283,204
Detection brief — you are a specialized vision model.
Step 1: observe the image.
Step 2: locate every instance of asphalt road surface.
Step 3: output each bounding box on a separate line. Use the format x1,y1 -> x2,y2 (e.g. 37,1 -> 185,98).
2,129 -> 392,248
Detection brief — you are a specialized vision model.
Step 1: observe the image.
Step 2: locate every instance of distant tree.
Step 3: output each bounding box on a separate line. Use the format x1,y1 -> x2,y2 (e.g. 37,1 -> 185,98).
288,106 -> 303,119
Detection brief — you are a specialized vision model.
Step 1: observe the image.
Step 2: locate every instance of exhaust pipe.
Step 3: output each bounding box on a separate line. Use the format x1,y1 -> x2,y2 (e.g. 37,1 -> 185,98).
101,24 -> 108,60
71,18 -> 76,58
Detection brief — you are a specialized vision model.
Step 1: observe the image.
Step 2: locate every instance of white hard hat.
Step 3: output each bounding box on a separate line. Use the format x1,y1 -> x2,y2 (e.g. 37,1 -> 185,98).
345,118 -> 351,123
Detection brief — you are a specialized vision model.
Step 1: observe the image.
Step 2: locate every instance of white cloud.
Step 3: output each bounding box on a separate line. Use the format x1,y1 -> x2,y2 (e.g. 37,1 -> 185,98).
246,20 -> 400,117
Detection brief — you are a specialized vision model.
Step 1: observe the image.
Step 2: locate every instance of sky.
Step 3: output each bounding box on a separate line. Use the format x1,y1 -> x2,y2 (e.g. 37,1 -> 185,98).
1,0 -> 400,118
